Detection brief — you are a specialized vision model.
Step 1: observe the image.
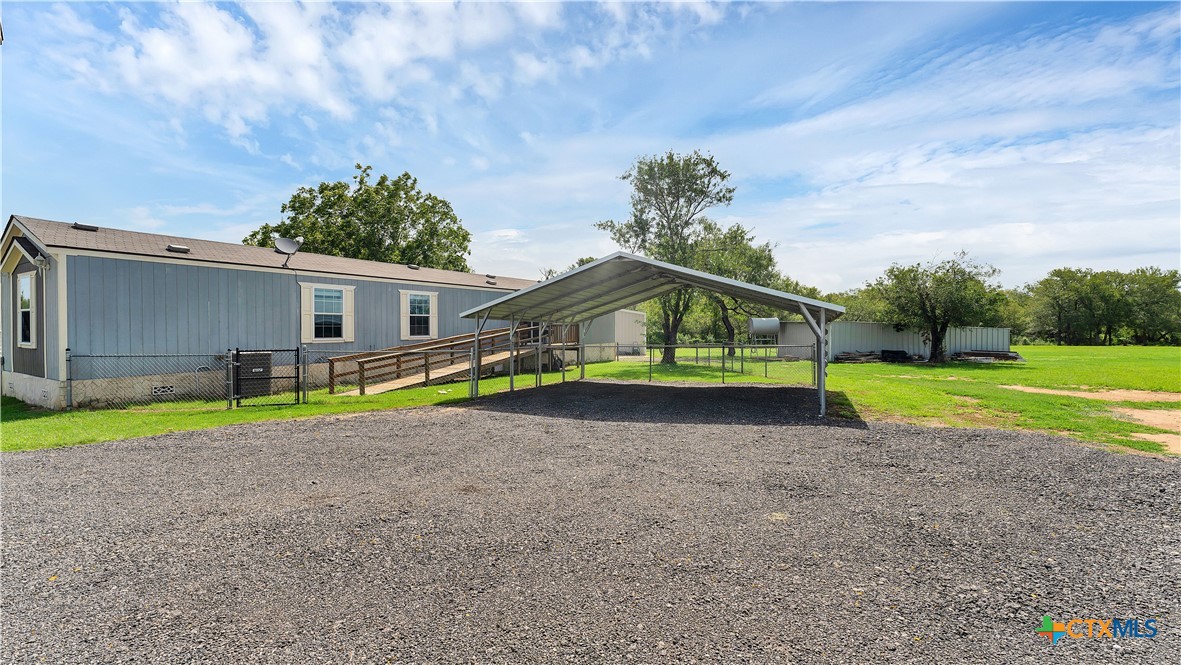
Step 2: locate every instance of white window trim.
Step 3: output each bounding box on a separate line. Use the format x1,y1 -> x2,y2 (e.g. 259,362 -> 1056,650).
299,282 -> 356,344
400,289 -> 438,340
16,270 -> 36,349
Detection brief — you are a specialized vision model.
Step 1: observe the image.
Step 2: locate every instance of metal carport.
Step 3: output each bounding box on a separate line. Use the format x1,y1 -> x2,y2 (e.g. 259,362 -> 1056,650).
460,251 -> 845,415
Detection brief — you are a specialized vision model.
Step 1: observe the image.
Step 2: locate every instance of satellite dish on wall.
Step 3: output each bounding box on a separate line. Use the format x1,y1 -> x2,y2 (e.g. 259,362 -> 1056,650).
273,235 -> 304,268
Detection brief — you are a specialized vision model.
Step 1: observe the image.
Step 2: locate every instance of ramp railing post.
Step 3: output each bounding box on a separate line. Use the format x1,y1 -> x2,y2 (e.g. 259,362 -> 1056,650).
424,352 -> 431,386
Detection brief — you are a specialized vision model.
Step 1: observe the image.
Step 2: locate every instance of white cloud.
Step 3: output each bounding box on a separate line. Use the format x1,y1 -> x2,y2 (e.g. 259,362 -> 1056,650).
512,52 -> 559,84
6,2 -> 1176,292
125,206 -> 166,230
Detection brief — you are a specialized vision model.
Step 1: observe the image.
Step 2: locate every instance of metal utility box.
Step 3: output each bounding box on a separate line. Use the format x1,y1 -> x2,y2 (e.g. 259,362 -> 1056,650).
237,351 -> 273,398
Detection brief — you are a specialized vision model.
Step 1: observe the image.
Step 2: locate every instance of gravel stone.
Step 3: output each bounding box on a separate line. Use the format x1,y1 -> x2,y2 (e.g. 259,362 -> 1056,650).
2,380 -> 1178,663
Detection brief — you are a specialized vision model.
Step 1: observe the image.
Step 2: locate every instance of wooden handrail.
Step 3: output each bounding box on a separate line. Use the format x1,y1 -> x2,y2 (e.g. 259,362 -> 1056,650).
329,323 -> 555,393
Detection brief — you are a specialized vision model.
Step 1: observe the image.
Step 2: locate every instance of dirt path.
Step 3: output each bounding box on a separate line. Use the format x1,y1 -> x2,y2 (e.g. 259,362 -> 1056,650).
999,385 -> 1181,454
1113,408 -> 1181,454
999,385 -> 1181,402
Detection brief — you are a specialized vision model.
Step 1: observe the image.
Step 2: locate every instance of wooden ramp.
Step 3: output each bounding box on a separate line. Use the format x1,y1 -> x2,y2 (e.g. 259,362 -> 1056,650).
338,349 -> 531,397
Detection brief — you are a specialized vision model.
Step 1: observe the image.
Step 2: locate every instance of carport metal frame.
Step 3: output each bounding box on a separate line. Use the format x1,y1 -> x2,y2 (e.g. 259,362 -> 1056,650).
461,251 -> 845,415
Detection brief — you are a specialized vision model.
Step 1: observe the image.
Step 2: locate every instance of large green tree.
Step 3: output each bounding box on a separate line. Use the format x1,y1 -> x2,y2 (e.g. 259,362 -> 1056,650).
697,221 -> 785,354
1029,266 -> 1180,345
869,252 -> 1003,362
244,164 -> 472,271
596,150 -> 735,363
1124,267 -> 1181,345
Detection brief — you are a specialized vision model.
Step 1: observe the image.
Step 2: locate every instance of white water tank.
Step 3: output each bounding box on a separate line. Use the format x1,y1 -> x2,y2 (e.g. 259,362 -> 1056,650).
748,318 -> 780,337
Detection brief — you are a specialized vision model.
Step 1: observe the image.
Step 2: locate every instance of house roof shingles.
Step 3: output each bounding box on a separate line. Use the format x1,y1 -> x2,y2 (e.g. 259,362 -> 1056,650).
12,216 -> 535,291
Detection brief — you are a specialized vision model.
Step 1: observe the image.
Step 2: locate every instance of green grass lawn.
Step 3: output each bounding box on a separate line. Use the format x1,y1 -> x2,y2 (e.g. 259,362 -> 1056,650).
588,345 -> 1180,453
2,345 -> 1177,454
0,370 -> 572,453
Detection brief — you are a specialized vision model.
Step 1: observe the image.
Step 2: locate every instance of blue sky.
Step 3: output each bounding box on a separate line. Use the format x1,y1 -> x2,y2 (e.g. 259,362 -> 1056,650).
2,1 -> 1178,291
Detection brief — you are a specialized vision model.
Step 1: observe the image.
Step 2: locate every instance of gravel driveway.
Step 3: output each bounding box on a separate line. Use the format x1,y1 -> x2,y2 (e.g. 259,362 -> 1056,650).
2,380 -> 1178,664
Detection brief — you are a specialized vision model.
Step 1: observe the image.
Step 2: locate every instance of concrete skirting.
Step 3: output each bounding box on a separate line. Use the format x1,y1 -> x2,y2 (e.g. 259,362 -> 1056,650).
2,371 -> 67,410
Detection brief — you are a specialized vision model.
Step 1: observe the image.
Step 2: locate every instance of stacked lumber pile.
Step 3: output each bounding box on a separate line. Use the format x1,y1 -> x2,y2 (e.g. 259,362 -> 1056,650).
951,350 -> 1026,363
834,351 -> 880,363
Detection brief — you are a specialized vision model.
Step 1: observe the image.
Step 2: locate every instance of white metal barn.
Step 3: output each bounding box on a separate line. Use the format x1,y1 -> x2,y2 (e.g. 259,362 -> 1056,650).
777,321 -> 1011,361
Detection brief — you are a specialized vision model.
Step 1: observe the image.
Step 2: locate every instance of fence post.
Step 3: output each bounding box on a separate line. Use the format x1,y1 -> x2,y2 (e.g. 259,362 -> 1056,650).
225,348 -> 234,410
65,348 -> 73,410
722,348 -> 726,384
648,345 -> 653,382
741,346 -> 745,374
302,345 -> 309,404
359,359 -> 367,396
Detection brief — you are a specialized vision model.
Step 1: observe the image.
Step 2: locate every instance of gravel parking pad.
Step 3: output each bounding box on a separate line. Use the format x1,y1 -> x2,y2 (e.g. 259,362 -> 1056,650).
3,380 -> 1178,663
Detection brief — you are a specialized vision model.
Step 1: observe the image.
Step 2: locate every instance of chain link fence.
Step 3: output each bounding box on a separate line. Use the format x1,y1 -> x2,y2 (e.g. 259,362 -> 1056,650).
233,349 -> 300,407
69,349 -> 302,410
69,353 -> 231,410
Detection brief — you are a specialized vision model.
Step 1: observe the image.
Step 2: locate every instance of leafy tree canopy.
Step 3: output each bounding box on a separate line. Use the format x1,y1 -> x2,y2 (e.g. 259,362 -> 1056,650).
244,164 -> 472,272
596,150 -> 735,362
869,251 -> 1003,361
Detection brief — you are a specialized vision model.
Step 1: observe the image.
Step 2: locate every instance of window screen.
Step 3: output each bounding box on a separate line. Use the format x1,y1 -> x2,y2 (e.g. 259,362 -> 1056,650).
18,274 -> 32,345
409,293 -> 431,337
313,287 -> 344,339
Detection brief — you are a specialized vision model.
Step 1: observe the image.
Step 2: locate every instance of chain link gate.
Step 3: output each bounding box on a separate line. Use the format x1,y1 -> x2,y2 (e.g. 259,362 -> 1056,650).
233,348 -> 300,407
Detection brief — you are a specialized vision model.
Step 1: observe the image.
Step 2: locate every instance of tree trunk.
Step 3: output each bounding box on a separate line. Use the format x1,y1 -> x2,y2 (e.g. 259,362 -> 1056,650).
661,318 -> 680,364
658,289 -> 694,364
710,295 -> 737,356
929,323 -> 950,362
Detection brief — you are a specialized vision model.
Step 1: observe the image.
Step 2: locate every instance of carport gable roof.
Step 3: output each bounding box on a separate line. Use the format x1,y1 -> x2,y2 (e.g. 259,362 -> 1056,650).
460,251 -> 845,326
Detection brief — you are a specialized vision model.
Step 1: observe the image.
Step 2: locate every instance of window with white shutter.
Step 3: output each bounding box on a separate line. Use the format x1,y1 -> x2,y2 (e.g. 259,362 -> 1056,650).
400,290 -> 438,340
299,282 -> 355,343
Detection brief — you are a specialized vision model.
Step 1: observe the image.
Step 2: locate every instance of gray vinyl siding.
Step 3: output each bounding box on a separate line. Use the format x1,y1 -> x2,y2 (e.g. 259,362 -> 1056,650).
67,255 -> 514,355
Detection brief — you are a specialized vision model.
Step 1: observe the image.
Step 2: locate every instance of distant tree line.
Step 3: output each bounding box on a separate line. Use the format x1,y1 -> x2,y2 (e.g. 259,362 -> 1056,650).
830,264 -> 1181,350
591,149 -> 1180,360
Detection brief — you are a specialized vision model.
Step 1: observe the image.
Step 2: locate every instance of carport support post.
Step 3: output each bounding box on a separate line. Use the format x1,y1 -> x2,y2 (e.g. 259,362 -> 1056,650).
818,309 -> 827,416
508,317 -> 517,392
579,321 -> 588,380
471,311 -> 490,398
798,305 -> 828,417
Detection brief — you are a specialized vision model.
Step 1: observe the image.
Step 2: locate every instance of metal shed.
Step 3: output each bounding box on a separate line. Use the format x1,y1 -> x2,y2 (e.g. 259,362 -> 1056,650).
460,252 -> 846,415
